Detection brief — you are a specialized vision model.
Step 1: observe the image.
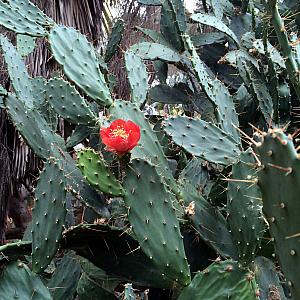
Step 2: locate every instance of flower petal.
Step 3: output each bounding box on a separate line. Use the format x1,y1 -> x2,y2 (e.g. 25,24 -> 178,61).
110,119 -> 126,130
99,119 -> 141,155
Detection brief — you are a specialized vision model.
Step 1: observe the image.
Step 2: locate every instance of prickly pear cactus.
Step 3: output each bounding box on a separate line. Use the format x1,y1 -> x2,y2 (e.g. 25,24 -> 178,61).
49,25 -> 112,106
0,0 -> 299,299
256,129 -> 300,299
178,260 -> 259,300
77,149 -> 125,197
32,159 -> 67,273
0,261 -> 52,300
123,159 -> 191,287
227,150 -> 265,265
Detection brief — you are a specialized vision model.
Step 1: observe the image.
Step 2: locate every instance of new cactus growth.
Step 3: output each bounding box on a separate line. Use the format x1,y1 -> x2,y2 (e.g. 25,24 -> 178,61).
77,149 -> 125,197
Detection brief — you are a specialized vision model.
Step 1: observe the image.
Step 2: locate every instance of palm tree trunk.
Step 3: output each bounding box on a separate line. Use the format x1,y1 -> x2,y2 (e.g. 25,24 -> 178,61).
0,110 -> 12,244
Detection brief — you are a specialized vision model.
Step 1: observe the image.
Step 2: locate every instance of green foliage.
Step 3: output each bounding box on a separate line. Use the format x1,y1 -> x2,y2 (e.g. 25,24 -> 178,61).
0,262 -> 52,300
165,116 -> 241,165
178,260 -> 258,300
254,256 -> 287,300
79,258 -> 120,298
62,224 -> 175,288
178,157 -> 213,197
266,0 -> 300,100
191,32 -> 225,47
191,13 -> 239,46
0,241 -> 31,262
256,130 -> 300,299
60,150 -> 111,218
32,159 -> 67,273
0,1 -> 46,36
46,77 -> 97,125
136,26 -> 171,47
17,34 -> 36,57
184,35 -> 240,141
180,183 -> 238,259
160,0 -> 186,51
9,0 -> 54,26
0,35 -> 34,107
138,0 -> 161,5
47,252 -> 81,300
130,42 -> 181,62
124,159 -> 191,287
77,273 -> 117,300
149,84 -> 190,104
66,125 -> 96,149
5,93 -> 65,159
33,76 -> 58,130
239,60 -> 273,124
105,19 -> 124,62
1,0 -> 299,298
125,51 -> 148,106
77,149 -> 125,197
227,150 -> 265,265
49,25 -> 112,106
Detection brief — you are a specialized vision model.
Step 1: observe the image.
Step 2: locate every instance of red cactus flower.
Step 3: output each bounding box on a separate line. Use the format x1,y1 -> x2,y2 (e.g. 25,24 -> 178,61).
100,119 -> 141,156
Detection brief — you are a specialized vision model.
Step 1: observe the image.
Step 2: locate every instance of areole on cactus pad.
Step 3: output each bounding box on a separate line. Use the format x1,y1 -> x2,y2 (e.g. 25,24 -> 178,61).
100,119 -> 141,156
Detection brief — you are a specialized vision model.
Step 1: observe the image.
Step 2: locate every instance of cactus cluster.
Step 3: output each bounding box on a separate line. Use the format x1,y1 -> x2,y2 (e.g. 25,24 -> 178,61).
0,0 -> 300,299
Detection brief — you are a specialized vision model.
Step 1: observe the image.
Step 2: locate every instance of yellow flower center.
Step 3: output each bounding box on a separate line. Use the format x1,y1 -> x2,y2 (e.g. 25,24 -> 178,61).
111,127 -> 129,139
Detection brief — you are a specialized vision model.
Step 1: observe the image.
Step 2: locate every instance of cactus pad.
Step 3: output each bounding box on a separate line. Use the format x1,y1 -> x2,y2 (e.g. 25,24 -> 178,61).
227,150 -> 265,265
49,25 -> 112,106
165,116 -> 241,165
256,129 -> 300,299
125,50 -> 148,107
32,159 -> 67,273
178,260 -> 258,300
0,35 -> 34,107
0,262 -> 52,300
47,252 -> 81,300
46,77 -> 97,125
124,159 -> 191,287
0,1 -> 46,36
77,149 -> 125,197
